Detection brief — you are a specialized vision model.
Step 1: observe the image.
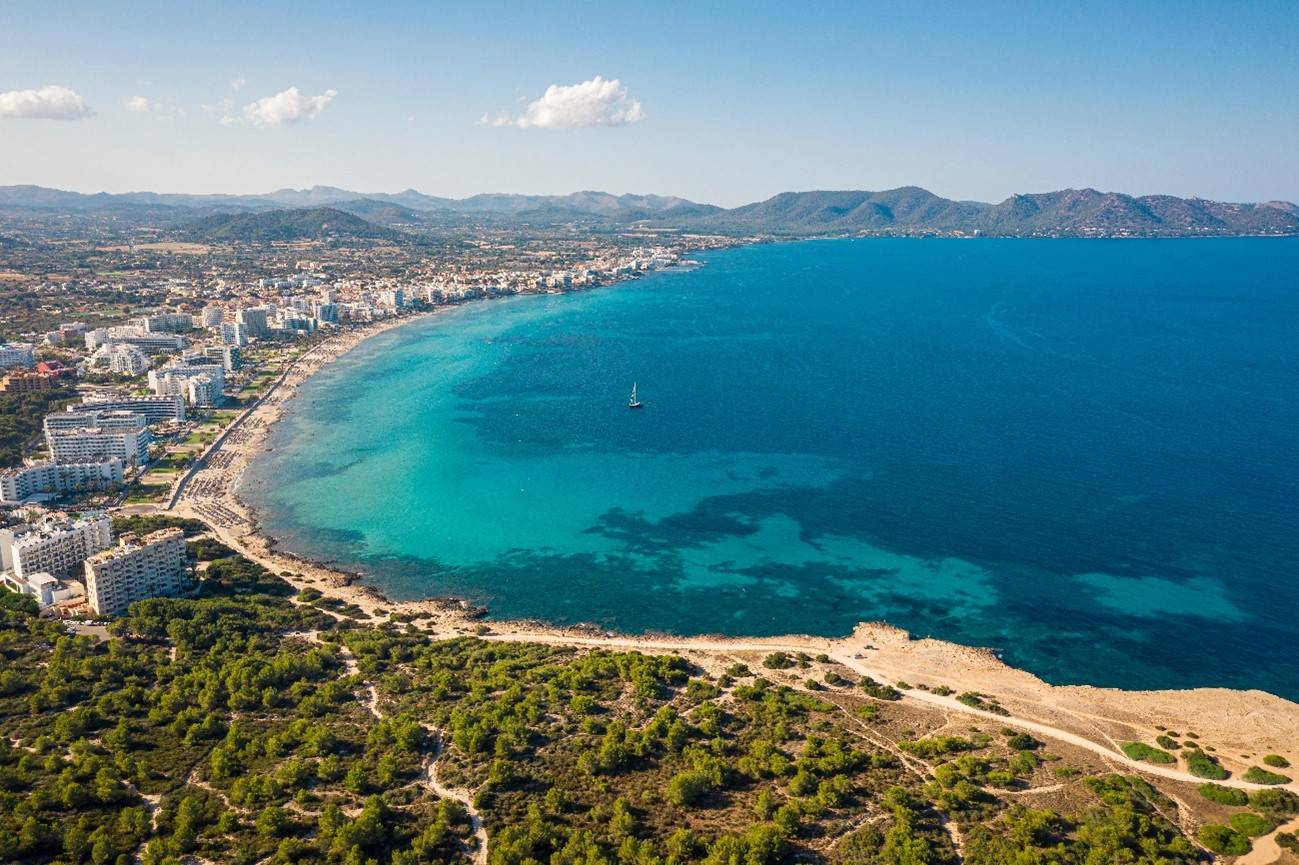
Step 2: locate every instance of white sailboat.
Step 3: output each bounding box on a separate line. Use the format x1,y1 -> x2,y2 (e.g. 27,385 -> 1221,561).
628,382 -> 643,409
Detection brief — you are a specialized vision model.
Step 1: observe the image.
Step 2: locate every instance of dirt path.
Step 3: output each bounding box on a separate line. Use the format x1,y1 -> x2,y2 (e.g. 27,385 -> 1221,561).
1238,816 -> 1299,865
421,729 -> 489,865
325,637 -> 489,865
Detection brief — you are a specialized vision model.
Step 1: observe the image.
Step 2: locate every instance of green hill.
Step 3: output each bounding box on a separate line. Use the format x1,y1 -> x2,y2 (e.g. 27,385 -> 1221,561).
187,207 -> 401,242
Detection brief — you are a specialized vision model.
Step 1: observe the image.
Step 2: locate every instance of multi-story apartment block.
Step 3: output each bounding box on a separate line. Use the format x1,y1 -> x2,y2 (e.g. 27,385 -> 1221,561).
0,458 -> 125,504
0,513 -> 113,579
84,527 -> 188,616
45,412 -> 151,466
78,394 -> 186,423
0,343 -> 35,369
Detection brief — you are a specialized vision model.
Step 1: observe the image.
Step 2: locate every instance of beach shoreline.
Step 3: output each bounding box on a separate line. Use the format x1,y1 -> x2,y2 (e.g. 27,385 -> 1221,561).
162,290 -> 1299,796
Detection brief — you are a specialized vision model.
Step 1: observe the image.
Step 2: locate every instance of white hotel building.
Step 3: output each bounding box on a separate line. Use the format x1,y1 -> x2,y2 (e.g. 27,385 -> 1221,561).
45,411 -> 152,466
78,394 -> 186,423
85,527 -> 188,616
0,513 -> 113,579
0,458 -> 125,504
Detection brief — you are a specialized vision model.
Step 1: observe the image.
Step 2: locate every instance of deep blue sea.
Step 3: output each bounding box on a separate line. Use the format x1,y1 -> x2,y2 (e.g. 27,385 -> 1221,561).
244,238 -> 1299,698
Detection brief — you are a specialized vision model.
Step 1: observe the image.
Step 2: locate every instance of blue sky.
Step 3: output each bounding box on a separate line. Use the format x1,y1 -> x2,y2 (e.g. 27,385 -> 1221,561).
2,1 -> 1297,205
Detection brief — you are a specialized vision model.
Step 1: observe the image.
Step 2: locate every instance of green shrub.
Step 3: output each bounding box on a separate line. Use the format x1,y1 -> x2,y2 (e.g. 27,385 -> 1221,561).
1186,749 -> 1229,780
1005,732 -> 1040,751
1155,734 -> 1179,750
1197,824 -> 1251,856
1229,812 -> 1274,837
1263,754 -> 1291,768
762,652 -> 795,670
1244,766 -> 1292,785
859,677 -> 901,701
1250,788 -> 1299,815
957,692 -> 1010,716
1199,783 -> 1248,806
1121,742 -> 1176,764
1278,832 -> 1299,853
666,769 -> 714,805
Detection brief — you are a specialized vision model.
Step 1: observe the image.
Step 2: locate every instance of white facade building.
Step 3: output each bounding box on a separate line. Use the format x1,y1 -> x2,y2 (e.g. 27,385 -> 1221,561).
236,306 -> 270,338
0,570 -> 85,609
85,527 -> 188,616
84,328 -> 111,350
0,343 -> 35,369
220,321 -> 250,347
0,513 -> 113,579
88,343 -> 150,375
78,394 -> 185,423
0,458 -> 125,504
133,312 -> 194,333
148,360 -> 225,406
46,413 -> 151,466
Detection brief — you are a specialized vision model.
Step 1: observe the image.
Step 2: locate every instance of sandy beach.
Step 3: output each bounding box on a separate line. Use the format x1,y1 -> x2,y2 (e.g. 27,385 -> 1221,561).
164,305 -> 1299,809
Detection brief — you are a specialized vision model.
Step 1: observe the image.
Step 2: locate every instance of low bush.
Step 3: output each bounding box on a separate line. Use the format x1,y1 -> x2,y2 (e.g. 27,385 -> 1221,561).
1244,766 -> 1292,785
1263,754 -> 1291,769
1199,783 -> 1248,806
1230,812 -> 1275,837
957,692 -> 1010,716
1197,824 -> 1251,856
1121,742 -> 1176,764
1186,749 -> 1229,780
1250,788 -> 1299,815
859,677 -> 901,701
1005,732 -> 1040,751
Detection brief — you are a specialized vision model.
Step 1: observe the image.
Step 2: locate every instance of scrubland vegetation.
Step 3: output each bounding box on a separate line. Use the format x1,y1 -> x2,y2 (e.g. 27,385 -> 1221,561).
0,548 -> 1275,865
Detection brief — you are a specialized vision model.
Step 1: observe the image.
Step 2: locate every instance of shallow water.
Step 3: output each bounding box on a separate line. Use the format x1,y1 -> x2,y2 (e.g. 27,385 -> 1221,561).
244,238 -> 1299,698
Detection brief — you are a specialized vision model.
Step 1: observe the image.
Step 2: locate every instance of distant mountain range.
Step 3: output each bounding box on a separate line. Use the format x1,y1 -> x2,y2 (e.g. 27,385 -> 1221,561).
1,183 -> 1296,238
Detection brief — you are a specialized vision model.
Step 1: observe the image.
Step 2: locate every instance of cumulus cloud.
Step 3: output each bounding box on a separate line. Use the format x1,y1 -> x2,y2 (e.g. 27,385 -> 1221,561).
125,95 -> 158,113
0,85 -> 93,120
490,76 -> 644,129
242,86 -> 337,126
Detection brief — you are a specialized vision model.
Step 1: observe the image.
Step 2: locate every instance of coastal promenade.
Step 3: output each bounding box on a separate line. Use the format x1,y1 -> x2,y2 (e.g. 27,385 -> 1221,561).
160,303 -> 1299,834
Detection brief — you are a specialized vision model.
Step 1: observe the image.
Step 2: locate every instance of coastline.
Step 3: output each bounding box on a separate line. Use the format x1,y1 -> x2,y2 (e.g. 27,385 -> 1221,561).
163,289 -> 1299,797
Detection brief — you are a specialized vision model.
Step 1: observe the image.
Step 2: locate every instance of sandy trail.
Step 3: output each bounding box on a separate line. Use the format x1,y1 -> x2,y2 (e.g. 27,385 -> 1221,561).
305,633 -> 489,865
1237,816 -> 1299,865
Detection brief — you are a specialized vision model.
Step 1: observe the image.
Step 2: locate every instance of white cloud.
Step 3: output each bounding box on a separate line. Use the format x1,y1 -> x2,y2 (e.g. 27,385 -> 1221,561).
125,95 -> 158,113
201,98 -> 235,125
230,76 -> 246,91
242,86 -> 337,126
493,76 -> 644,129
0,85 -> 93,120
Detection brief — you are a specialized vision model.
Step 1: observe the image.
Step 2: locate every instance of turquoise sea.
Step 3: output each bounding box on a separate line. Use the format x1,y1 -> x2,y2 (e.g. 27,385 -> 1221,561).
243,238 -> 1299,698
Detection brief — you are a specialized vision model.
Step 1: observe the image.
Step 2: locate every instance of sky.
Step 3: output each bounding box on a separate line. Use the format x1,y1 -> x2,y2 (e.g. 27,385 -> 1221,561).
2,1 -> 1298,206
